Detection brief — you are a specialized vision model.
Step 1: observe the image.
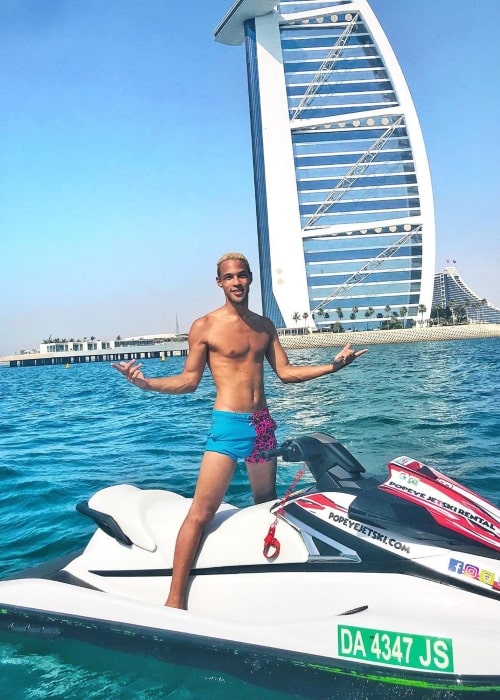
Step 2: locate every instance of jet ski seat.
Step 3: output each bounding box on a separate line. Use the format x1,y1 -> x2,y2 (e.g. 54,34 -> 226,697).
80,485 -> 235,553
78,484 -> 310,568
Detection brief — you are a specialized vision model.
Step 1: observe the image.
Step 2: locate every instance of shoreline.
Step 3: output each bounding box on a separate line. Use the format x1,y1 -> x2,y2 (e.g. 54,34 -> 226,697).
1,323 -> 499,366
277,323 -> 500,349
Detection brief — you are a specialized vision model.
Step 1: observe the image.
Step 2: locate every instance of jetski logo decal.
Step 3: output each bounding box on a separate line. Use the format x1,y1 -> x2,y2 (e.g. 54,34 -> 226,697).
397,472 -> 419,486
328,513 -> 410,553
388,480 -> 495,530
381,462 -> 500,552
294,495 -> 410,554
448,557 -> 500,591
338,625 -> 454,672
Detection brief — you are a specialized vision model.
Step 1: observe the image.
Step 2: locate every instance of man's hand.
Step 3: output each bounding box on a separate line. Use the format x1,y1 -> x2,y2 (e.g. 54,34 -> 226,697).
111,359 -> 149,390
332,343 -> 367,369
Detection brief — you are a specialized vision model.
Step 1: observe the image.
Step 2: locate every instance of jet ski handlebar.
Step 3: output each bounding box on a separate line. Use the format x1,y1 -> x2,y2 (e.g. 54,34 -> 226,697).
260,433 -> 371,491
260,439 -> 304,463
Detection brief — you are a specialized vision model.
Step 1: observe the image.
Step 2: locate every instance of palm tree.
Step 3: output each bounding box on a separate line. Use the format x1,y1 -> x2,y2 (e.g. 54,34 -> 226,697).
480,298 -> 488,322
364,306 -> 374,330
335,307 -> 344,323
399,306 -> 408,328
449,299 -> 456,325
464,299 -> 470,323
455,304 -> 467,324
292,312 -> 301,331
316,308 -> 324,331
350,306 -> 359,329
384,304 -> 391,318
302,312 -> 309,327
431,304 -> 441,326
418,304 -> 427,326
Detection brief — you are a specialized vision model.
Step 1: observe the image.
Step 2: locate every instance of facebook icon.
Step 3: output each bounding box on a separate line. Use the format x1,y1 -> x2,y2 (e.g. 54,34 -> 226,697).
448,558 -> 464,574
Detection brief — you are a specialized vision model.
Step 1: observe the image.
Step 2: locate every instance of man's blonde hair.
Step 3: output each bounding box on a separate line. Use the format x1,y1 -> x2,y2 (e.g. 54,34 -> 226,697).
216,252 -> 251,278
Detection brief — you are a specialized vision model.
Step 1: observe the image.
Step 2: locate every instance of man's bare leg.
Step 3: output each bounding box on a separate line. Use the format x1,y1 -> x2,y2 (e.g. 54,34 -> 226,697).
245,458 -> 277,504
165,451 -> 236,609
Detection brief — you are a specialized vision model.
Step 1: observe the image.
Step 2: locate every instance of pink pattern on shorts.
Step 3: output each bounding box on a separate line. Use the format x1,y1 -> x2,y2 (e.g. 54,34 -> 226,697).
247,408 -> 278,463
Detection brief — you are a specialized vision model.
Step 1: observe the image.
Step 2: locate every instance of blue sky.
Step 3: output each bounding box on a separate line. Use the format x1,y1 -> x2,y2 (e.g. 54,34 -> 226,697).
1,0 -> 499,355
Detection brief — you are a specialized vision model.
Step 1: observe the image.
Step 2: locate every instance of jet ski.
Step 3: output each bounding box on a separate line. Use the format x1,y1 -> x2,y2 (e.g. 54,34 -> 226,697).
1,432 -> 500,699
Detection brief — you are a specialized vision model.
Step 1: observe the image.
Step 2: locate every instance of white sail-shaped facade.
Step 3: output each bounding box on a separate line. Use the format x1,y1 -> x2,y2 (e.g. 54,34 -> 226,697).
215,0 -> 435,329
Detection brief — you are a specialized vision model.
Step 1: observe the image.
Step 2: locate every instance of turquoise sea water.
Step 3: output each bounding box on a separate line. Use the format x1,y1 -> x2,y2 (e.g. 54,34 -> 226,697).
0,338 -> 499,699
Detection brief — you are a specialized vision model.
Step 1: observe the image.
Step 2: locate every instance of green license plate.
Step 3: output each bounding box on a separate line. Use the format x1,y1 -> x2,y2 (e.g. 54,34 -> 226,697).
338,625 -> 454,672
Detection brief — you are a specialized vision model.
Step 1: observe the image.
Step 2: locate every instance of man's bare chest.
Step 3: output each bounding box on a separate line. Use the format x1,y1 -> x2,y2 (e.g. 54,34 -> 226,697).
208,328 -> 270,360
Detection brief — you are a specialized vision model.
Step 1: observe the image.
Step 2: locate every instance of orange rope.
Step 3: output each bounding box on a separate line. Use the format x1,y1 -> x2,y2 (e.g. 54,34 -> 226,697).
263,464 -> 306,560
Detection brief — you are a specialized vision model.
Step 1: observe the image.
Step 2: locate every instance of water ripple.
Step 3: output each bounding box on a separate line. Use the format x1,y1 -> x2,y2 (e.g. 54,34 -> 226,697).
0,339 -> 499,696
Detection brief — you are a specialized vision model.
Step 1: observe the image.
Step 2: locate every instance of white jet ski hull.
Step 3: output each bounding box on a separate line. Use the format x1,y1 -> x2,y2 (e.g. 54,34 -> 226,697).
2,432 -> 500,698
1,561 -> 499,698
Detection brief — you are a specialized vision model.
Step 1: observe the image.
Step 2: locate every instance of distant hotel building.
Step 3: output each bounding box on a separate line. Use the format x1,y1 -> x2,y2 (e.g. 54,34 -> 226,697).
1,334 -> 189,368
433,266 -> 500,324
215,0 -> 435,329
39,334 -> 183,355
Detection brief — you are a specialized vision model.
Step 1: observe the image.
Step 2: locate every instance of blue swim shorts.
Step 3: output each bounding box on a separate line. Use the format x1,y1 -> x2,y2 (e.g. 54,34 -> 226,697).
205,408 -> 277,463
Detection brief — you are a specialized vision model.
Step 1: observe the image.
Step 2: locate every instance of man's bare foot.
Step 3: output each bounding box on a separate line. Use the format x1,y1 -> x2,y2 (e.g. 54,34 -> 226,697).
164,597 -> 185,609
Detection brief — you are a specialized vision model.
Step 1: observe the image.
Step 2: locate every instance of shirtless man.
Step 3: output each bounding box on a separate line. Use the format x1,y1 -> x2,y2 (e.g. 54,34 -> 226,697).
112,252 -> 366,609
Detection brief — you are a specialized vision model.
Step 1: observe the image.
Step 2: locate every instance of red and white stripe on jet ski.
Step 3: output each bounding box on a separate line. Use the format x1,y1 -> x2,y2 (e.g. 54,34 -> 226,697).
294,492 -> 347,512
381,460 -> 500,552
390,456 -> 500,523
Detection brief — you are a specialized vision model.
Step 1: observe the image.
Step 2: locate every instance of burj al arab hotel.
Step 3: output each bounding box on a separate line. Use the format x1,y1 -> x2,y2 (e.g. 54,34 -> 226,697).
215,0 -> 435,330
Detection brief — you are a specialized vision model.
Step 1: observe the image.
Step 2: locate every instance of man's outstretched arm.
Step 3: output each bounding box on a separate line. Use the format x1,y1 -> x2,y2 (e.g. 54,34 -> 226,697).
265,327 -> 367,384
111,318 -> 208,394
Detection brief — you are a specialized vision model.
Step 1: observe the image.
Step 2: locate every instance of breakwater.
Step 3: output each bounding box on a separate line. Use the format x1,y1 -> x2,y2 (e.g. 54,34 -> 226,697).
278,323 -> 500,349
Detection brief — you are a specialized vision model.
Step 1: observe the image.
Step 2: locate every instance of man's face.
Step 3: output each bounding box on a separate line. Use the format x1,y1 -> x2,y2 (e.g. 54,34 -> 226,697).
216,259 -> 252,304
